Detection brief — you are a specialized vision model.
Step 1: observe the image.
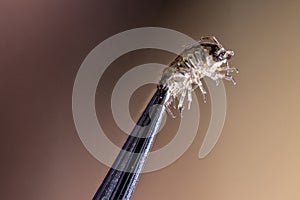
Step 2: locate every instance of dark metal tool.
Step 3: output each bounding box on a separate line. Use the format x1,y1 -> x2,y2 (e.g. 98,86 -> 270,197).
93,86 -> 170,200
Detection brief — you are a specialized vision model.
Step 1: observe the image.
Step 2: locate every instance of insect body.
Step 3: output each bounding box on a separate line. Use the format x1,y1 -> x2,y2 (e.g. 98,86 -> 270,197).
160,36 -> 238,117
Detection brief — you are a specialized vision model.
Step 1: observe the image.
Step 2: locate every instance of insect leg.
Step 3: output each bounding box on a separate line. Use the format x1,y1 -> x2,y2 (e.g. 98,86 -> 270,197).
225,74 -> 237,85
215,79 -> 220,86
164,100 -> 176,118
196,79 -> 207,103
178,88 -> 187,114
224,62 -> 238,75
228,67 -> 239,74
187,85 -> 193,110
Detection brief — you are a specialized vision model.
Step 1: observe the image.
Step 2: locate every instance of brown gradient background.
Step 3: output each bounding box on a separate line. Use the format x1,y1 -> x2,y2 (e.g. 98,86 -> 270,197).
1,0 -> 300,199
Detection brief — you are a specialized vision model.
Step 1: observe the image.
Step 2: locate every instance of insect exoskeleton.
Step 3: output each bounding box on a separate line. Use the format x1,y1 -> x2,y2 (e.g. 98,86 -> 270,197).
160,36 -> 238,117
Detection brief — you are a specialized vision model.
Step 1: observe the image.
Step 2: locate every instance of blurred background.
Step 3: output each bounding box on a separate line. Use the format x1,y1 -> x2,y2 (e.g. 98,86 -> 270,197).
1,0 -> 300,199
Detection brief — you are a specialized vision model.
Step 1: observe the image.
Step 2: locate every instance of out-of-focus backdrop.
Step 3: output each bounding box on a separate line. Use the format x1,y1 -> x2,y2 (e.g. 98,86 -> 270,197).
1,0 -> 300,199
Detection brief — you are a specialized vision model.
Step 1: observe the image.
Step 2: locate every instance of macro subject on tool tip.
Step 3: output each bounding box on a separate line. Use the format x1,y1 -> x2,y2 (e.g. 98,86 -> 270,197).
92,35 -> 238,200
161,35 -> 238,117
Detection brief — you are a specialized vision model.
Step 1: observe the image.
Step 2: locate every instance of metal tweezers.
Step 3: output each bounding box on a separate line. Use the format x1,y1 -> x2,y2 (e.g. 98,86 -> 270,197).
93,86 -> 170,200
